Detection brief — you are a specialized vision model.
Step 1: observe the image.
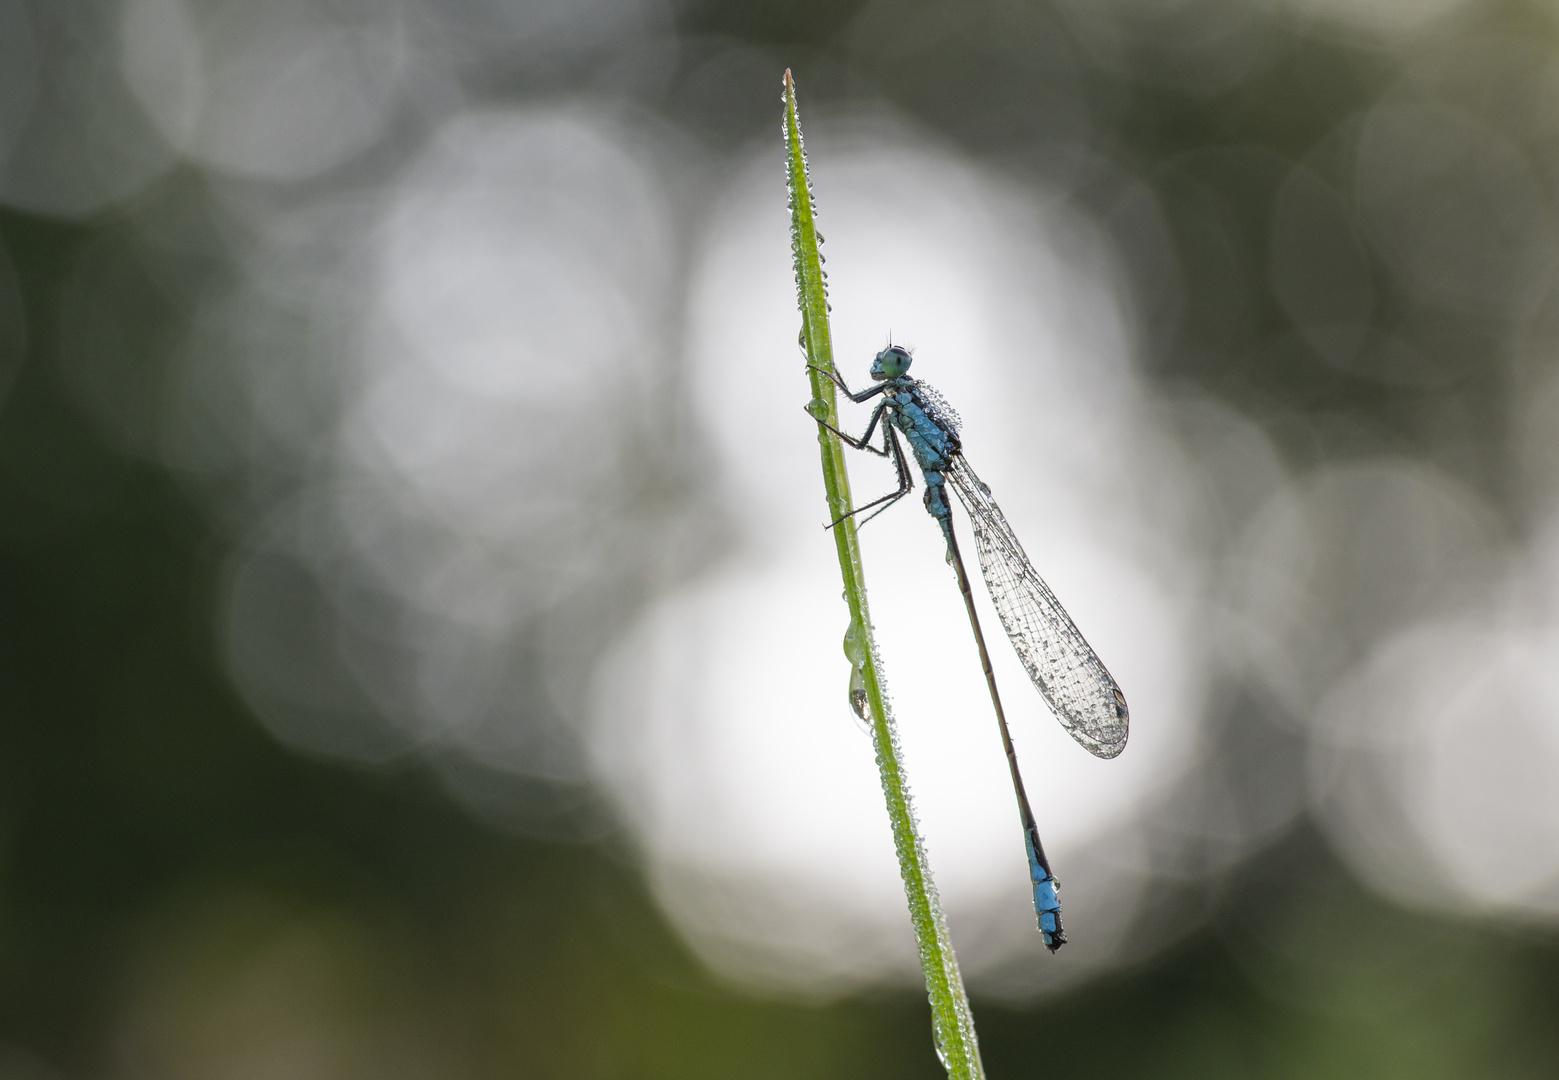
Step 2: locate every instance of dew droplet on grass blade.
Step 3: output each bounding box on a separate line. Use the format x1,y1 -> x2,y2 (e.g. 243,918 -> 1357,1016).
844,620 -> 871,729
848,667 -> 870,728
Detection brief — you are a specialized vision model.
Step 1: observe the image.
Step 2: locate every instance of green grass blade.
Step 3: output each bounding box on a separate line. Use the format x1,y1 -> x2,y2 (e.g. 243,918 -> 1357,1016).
782,69 -> 986,1080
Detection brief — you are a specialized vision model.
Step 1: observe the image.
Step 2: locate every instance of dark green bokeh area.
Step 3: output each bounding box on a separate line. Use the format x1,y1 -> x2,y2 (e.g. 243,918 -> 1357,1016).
4,0 -> 1559,1077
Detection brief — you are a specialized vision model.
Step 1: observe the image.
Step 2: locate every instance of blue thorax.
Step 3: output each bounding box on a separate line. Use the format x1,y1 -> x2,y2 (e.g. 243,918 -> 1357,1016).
882,376 -> 960,473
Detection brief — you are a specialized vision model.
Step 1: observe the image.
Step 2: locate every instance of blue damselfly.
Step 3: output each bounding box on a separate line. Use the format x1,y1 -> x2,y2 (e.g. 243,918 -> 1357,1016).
810,344 -> 1129,952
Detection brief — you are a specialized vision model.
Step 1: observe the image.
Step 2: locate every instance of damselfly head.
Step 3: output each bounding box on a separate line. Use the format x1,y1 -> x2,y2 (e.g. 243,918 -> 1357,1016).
870,344 -> 913,380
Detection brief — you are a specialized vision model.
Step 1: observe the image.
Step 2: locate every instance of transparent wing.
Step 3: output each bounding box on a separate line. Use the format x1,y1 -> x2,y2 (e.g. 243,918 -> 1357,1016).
947,455 -> 1129,758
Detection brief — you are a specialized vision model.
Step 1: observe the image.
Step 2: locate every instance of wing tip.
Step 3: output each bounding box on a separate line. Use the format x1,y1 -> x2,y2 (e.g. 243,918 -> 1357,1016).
1095,738 -> 1127,760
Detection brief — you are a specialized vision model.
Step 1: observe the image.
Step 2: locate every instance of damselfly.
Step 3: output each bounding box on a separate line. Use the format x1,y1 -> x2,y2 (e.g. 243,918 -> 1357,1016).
809,344 -> 1129,952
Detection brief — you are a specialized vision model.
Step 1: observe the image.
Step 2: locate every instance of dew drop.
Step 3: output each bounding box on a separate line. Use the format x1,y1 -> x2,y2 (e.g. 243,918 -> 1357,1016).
842,620 -> 864,666
849,667 -> 870,727
845,620 -> 870,730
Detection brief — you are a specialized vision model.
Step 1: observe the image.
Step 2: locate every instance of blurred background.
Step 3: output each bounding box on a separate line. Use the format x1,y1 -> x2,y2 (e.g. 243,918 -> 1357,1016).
3,0 -> 1559,1076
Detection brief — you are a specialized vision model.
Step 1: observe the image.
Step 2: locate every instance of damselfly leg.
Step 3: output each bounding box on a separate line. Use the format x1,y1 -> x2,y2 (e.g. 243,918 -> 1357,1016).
805,403 -> 915,528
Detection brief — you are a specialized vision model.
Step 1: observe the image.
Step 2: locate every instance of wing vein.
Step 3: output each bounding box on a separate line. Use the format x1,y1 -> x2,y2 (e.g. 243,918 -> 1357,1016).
947,455 -> 1129,758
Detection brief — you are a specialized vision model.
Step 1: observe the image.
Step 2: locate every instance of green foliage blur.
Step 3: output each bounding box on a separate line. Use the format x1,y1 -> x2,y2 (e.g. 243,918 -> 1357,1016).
1,0 -> 1558,1077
